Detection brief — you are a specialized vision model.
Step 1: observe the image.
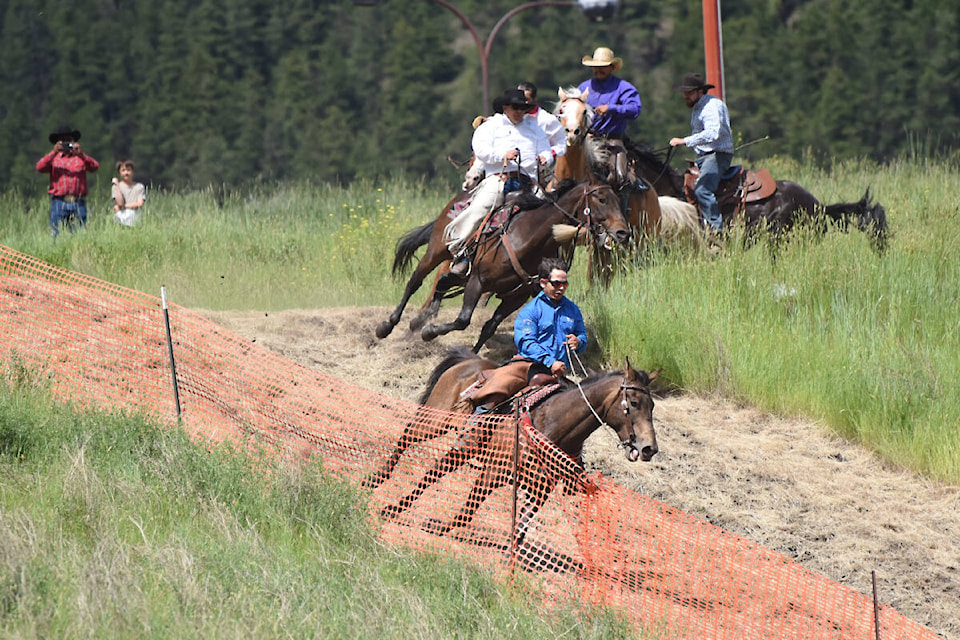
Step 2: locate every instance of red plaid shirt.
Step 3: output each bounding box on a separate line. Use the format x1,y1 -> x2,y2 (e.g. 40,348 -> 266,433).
36,151 -> 99,197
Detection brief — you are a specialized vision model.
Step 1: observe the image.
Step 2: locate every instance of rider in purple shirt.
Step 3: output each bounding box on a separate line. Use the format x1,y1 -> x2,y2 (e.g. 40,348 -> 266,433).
577,46 -> 642,191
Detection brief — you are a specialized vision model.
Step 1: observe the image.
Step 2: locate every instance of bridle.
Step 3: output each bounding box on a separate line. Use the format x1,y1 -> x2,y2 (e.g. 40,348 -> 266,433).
571,373 -> 651,451
550,181 -> 618,245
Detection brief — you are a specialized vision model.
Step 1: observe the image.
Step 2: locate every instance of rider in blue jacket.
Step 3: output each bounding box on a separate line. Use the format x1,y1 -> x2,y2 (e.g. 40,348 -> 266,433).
468,258 -> 587,414
515,258 -> 588,377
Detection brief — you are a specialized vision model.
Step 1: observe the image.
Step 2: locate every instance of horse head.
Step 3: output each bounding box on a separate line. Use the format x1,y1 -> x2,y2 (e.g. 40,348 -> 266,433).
609,358 -> 660,462
855,188 -> 888,253
556,86 -> 593,148
576,177 -> 631,247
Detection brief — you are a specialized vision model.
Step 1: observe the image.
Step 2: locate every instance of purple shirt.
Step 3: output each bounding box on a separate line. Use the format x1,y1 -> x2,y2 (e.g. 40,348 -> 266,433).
577,75 -> 641,137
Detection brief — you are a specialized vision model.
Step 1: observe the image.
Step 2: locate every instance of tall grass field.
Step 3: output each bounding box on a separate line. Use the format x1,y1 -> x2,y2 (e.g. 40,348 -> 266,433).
2,155 -> 957,488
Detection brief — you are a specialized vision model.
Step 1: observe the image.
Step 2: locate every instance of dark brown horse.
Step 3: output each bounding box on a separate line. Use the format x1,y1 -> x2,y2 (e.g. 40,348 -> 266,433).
626,141 -> 888,251
375,177 -> 631,352
366,347 -> 659,541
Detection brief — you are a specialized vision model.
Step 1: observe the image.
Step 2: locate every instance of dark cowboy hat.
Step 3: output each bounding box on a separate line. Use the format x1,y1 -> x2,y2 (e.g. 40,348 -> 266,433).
500,88 -> 534,111
677,73 -> 715,93
49,125 -> 82,144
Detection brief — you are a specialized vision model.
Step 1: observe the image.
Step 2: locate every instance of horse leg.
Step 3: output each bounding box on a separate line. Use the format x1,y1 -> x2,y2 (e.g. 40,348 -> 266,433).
589,243 -> 613,288
363,409 -> 454,490
514,475 -> 556,550
472,290 -> 530,353
408,260 -> 450,329
427,461 -> 506,536
376,250 -> 449,339
420,275 -> 484,342
381,421 -> 492,520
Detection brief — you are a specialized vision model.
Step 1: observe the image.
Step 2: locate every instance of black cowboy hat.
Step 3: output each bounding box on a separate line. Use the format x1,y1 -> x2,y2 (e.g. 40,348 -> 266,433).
677,73 -> 715,93
49,125 -> 82,144
500,88 -> 534,110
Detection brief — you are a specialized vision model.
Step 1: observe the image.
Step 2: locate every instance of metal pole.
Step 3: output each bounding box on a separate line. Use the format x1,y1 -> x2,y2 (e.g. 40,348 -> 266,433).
160,286 -> 182,423
429,0 -> 578,112
872,570 -> 882,640
702,0 -> 725,101
510,407 -> 521,569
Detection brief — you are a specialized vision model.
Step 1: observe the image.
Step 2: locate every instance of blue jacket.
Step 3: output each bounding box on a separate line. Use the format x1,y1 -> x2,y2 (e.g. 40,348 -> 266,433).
514,292 -> 588,368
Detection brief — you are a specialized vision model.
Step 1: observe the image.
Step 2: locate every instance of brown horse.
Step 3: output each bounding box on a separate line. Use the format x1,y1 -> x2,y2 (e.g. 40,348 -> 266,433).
375,177 -> 631,352
366,347 -> 660,541
626,141 -> 888,252
553,87 -> 664,279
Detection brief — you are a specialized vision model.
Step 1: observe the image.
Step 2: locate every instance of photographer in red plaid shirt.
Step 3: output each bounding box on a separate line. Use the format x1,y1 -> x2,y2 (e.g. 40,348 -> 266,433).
36,125 -> 100,238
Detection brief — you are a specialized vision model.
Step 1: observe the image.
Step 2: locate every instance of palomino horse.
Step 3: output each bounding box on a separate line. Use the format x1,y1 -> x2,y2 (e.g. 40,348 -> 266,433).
366,347 -> 660,542
375,177 -> 631,352
553,87 -> 664,278
626,141 -> 888,252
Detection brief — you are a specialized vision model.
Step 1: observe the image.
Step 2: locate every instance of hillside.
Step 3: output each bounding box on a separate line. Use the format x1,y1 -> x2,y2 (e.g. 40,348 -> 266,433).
206,306 -> 960,640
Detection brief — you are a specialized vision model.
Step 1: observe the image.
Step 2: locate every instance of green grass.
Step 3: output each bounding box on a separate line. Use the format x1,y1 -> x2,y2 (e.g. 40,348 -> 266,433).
2,157 -> 958,484
0,374 -> 643,639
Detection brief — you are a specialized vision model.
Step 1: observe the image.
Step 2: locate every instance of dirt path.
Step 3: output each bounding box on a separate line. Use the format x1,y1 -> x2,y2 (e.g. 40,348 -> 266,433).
205,307 -> 958,639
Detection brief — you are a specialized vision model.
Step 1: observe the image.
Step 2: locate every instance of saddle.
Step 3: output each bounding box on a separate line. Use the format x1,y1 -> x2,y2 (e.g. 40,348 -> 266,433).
683,164 -> 777,221
457,360 -> 560,412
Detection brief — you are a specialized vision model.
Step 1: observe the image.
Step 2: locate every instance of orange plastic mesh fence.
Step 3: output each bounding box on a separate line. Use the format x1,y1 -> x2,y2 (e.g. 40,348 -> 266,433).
0,244 -> 936,640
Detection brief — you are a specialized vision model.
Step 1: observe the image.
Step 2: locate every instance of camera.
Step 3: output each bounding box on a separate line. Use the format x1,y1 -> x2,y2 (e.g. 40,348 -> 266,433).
62,141 -> 76,153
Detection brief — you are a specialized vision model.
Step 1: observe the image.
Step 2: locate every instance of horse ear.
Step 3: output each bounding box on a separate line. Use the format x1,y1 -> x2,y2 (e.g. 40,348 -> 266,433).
623,356 -> 632,373
558,86 -> 567,100
582,87 -> 589,100
648,367 -> 663,383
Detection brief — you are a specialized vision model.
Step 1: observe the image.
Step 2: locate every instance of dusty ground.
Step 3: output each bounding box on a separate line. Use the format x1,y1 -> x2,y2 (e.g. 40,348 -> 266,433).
206,306 -> 958,639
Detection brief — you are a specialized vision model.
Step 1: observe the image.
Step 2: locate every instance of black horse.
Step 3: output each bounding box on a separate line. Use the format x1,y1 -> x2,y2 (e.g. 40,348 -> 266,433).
625,141 -> 887,252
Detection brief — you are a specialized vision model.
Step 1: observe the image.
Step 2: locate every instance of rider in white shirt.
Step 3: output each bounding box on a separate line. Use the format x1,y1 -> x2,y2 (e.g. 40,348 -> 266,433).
462,82 -> 565,191
446,88 -> 553,275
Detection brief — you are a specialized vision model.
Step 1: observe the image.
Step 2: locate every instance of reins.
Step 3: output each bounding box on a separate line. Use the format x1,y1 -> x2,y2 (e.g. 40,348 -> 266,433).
564,343 -> 648,450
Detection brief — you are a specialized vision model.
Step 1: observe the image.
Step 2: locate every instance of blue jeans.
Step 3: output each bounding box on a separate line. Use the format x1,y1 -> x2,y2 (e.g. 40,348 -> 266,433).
49,197 -> 87,238
694,151 -> 733,232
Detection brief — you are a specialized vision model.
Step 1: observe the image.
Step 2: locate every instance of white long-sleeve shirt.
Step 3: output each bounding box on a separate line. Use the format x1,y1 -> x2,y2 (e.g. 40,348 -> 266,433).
472,113 -> 553,180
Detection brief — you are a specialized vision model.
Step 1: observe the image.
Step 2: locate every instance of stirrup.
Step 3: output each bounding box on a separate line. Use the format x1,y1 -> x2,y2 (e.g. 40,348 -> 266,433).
449,256 -> 470,276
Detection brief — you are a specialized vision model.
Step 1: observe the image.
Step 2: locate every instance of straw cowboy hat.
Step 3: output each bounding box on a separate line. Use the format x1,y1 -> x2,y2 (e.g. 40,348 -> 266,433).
581,47 -> 622,71
677,73 -> 715,93
49,125 -> 82,144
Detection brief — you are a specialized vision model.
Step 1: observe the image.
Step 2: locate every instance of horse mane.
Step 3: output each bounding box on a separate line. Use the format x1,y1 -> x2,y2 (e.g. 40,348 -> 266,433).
419,346 -> 478,404
555,86 -> 595,126
623,139 -> 672,173
554,86 -> 585,108
550,179 -> 578,199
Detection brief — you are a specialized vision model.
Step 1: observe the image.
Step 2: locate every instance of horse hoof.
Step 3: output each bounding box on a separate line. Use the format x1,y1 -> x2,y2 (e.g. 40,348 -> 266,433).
421,326 -> 438,341
375,321 -> 395,340
408,316 -> 425,332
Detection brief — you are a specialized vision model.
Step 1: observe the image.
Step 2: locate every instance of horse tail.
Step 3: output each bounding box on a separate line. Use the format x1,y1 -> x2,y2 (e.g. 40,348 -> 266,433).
821,188 -> 888,252
393,220 -> 437,276
658,196 -> 705,248
419,346 -> 479,405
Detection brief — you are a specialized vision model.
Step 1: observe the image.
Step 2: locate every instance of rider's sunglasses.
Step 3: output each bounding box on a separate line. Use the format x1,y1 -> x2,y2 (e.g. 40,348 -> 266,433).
546,279 -> 568,288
